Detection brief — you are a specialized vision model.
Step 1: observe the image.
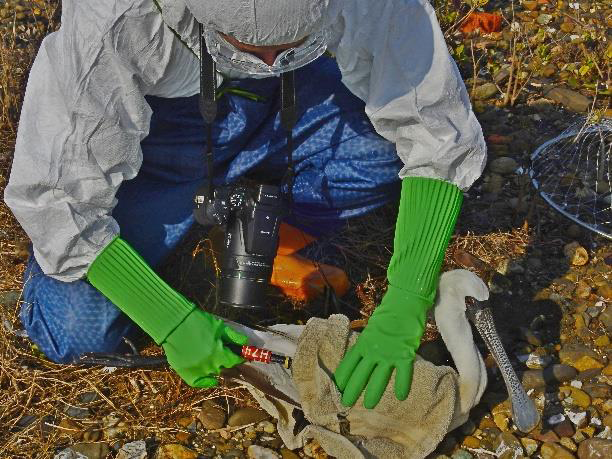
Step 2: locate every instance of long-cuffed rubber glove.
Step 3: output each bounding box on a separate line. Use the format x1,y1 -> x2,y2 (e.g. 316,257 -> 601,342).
87,237 -> 248,388
334,177 -> 463,409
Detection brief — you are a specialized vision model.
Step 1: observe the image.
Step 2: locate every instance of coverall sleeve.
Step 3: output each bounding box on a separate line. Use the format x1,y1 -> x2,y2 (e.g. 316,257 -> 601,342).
328,0 -> 487,190
3,0 -> 199,282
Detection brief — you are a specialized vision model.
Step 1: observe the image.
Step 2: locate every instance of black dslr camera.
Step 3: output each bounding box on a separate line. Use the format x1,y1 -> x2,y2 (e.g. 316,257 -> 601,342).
194,184 -> 286,309
195,25 -> 297,309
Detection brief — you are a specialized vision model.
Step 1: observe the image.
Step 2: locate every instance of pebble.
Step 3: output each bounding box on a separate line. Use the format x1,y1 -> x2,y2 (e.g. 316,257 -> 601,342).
570,388 -> 593,409
559,345 -> 604,371
490,157 -> 518,175
59,443 -> 111,459
17,414 -> 37,428
494,413 -> 511,431
564,243 -> 590,266
582,383 -> 611,399
554,419 -> 577,438
577,438 -> 612,458
117,440 -> 147,459
522,364 -> 578,389
494,432 -> 524,458
0,290 -> 20,308
63,405 -> 91,420
78,392 -> 101,404
599,308 -> 612,333
228,408 -> 269,427
54,450 -> 86,459
561,437 -> 578,452
450,451 -> 473,459
461,436 -> 480,449
541,442 -> 577,459
199,401 -> 227,430
526,353 -> 553,369
520,437 -> 539,456
598,284 -> 612,301
247,445 -> 280,459
473,83 -> 499,100
594,335 -> 610,347
532,429 -> 560,443
483,173 -> 505,193
154,444 -> 198,459
546,87 -> 593,113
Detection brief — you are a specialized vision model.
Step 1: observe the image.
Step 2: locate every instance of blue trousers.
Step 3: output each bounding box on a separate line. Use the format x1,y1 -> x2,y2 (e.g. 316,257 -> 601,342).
20,57 -> 402,363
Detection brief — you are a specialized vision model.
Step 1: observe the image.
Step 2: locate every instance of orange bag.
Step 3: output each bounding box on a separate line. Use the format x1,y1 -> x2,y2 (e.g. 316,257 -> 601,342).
459,12 -> 502,34
271,223 -> 350,302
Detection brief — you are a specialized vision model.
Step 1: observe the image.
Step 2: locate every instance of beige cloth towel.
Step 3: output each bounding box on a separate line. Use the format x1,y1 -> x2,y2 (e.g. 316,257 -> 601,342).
241,314 -> 460,459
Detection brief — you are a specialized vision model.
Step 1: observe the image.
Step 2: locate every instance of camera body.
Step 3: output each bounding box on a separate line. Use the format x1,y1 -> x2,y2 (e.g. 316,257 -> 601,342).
194,183 -> 286,309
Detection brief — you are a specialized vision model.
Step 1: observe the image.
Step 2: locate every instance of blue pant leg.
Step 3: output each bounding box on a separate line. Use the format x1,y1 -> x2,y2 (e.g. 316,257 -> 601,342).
20,256 -> 139,363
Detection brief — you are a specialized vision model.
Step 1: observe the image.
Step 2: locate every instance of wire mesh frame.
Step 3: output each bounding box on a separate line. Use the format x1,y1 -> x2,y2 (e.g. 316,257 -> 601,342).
529,119 -> 611,240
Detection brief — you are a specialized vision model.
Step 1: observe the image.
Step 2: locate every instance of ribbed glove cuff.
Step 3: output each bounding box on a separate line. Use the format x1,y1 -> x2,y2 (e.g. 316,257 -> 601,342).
87,237 -> 196,345
387,177 -> 463,302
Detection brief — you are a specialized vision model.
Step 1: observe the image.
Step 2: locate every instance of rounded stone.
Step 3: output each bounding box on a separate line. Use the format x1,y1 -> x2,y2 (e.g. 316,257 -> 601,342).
227,408 -> 269,427
198,401 -> 227,430
577,438 -> 612,459
490,157 -> 519,175
570,388 -> 592,409
540,442 -> 576,459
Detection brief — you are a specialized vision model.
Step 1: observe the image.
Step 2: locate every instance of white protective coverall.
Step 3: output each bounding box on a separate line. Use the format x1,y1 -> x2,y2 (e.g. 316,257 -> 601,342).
4,0 -> 486,282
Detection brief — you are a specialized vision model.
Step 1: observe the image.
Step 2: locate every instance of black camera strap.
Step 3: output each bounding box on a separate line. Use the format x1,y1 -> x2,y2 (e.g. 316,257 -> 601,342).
198,23 -> 217,199
198,25 -> 297,206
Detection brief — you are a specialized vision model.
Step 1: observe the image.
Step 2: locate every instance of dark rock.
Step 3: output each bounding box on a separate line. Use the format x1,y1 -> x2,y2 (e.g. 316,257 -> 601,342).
64,405 -> 91,419
17,414 -> 37,428
546,87 -> 592,113
532,429 -> 560,443
521,364 -> 578,390
39,415 -> 56,440
577,438 -> 612,459
78,392 -> 101,404
553,419 -> 576,438
494,66 -> 511,84
489,157 -> 518,175
227,408 -> 269,427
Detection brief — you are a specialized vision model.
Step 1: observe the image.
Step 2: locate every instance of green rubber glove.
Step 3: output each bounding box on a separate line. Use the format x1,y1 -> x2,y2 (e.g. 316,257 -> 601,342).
87,237 -> 248,387
334,177 -> 463,409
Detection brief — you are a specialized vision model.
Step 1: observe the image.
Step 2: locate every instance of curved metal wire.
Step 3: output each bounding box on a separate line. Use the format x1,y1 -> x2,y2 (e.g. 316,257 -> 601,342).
529,118 -> 611,239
